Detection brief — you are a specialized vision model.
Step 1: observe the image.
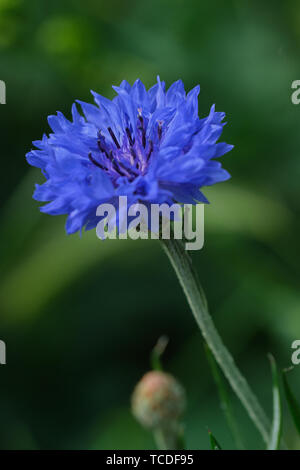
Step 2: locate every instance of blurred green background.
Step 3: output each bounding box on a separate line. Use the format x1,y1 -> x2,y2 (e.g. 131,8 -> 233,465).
0,0 -> 299,450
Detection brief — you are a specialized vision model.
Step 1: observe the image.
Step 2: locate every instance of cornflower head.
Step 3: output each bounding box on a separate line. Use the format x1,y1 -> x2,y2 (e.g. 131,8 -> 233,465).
26,77 -> 232,234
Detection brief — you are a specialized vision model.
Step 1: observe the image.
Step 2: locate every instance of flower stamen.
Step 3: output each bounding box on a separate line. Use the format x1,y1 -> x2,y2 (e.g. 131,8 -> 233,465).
158,121 -> 163,140
138,115 -> 146,148
107,127 -> 120,149
88,152 -> 107,171
126,127 -> 134,146
147,140 -> 153,161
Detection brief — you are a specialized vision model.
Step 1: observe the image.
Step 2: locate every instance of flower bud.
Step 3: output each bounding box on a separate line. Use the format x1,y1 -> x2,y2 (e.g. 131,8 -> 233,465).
131,371 -> 185,430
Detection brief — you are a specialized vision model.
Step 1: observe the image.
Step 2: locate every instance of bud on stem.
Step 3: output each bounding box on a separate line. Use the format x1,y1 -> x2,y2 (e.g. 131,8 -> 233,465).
131,371 -> 185,450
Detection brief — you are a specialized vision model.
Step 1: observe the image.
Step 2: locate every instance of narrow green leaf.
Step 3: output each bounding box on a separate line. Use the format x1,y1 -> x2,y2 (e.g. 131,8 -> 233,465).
150,336 -> 169,371
267,354 -> 282,450
208,431 -> 222,450
204,343 -> 244,449
282,368 -> 300,435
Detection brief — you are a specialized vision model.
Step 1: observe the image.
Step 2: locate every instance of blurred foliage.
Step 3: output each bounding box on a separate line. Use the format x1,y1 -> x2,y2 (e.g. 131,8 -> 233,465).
0,0 -> 299,450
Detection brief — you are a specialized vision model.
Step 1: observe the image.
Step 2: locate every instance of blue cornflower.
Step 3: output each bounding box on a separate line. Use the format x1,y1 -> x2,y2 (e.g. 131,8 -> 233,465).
26,77 -> 233,234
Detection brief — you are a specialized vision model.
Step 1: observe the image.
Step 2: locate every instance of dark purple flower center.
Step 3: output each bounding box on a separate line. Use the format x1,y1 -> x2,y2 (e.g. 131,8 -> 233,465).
88,112 -> 162,185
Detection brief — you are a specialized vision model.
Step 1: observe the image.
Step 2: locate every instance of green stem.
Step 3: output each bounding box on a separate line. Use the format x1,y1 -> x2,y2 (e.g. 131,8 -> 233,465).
154,423 -> 184,450
160,237 -> 270,444
154,427 -> 176,450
